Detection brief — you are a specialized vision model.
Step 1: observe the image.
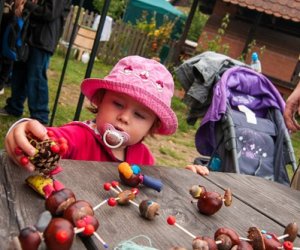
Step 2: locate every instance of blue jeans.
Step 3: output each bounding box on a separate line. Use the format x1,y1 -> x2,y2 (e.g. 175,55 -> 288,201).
5,47 -> 50,124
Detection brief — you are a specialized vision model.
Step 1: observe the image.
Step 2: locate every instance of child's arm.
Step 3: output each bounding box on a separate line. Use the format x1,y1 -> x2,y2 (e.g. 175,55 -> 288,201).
185,164 -> 209,176
5,119 -> 48,171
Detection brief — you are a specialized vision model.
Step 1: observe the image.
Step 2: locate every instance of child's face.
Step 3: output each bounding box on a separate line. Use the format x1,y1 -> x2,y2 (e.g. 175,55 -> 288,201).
96,90 -> 157,147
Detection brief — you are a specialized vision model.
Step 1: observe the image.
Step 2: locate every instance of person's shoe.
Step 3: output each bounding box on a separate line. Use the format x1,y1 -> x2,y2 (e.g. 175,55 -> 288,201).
0,88 -> 4,95
0,108 -> 9,116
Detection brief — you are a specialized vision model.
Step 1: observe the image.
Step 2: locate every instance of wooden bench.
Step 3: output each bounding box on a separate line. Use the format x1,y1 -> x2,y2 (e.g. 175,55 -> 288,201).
73,25 -> 96,60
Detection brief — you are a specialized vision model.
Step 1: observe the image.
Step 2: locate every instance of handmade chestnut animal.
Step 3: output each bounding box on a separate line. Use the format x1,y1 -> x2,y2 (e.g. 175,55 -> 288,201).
118,162 -> 163,192
190,185 -> 232,215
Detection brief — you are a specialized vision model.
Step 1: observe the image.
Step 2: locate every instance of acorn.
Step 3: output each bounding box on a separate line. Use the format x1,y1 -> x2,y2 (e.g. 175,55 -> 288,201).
117,190 -> 136,205
45,188 -> 76,216
43,218 -> 74,250
139,199 -> 160,220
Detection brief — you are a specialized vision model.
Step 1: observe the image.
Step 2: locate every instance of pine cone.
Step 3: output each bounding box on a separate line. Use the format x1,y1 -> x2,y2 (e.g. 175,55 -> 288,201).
29,138 -> 61,176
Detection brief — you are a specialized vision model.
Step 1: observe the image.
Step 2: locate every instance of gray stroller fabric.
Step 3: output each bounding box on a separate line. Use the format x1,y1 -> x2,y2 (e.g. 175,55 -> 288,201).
175,51 -> 247,124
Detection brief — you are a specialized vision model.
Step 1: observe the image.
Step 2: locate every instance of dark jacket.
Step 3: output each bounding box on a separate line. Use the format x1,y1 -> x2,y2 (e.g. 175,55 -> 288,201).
25,0 -> 71,54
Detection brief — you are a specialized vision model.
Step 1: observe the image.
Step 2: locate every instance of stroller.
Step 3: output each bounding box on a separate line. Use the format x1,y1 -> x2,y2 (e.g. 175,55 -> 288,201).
176,53 -> 297,185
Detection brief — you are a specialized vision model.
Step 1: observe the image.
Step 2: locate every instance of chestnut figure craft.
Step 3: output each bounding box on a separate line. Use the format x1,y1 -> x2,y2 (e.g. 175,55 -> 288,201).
190,185 -> 232,215
104,181 -> 161,220
118,162 -> 163,192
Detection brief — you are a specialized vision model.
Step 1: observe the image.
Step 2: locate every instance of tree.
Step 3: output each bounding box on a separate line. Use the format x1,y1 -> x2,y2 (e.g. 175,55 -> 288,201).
92,0 -> 126,20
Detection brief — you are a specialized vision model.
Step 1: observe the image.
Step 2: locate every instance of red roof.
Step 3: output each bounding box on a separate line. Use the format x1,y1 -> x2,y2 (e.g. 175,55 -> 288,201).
223,0 -> 300,22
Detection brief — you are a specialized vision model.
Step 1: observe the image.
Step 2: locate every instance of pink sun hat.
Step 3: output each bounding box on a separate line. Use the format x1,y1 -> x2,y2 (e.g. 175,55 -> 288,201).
81,55 -> 178,135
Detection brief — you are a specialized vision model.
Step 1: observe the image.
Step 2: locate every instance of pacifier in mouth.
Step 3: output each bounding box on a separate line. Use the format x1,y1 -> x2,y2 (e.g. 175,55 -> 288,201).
102,123 -> 129,149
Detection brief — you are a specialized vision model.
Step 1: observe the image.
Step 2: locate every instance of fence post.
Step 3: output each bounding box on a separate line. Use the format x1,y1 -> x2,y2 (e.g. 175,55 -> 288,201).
74,0 -> 111,121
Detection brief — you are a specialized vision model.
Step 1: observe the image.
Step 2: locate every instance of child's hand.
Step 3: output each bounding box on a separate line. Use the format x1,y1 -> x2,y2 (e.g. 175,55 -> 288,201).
4,120 -> 48,171
185,164 -> 209,176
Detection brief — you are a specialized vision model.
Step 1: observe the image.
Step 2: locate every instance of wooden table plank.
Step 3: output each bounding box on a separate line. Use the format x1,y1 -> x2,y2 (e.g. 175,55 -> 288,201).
1,154 -> 299,249
203,172 -> 300,231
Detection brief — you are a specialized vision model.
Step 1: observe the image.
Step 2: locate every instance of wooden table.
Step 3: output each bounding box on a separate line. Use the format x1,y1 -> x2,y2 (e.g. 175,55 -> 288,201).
1,152 -> 300,250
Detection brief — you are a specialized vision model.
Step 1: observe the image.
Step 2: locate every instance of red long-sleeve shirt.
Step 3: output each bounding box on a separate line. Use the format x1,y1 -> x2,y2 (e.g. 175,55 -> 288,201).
47,121 -> 155,166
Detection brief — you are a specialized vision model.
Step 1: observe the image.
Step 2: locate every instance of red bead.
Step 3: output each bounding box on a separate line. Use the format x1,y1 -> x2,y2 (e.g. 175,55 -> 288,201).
20,156 -> 29,166
47,130 -> 55,137
55,230 -> 69,243
58,137 -> 68,145
131,188 -> 139,195
107,197 -> 117,207
167,216 -> 176,225
103,183 -> 111,191
283,241 -> 293,250
83,215 -> 94,224
111,181 -> 119,188
14,146 -> 23,156
50,144 -> 60,153
59,143 -> 68,154
76,219 -> 86,228
83,224 -> 95,236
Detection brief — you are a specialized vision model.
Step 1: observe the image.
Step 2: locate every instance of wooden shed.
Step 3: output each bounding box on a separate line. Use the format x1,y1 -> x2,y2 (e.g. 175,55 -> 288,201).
198,0 -> 300,97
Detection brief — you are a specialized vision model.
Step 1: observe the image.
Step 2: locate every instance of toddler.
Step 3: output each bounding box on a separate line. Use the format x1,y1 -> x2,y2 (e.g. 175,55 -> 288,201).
4,55 -> 178,171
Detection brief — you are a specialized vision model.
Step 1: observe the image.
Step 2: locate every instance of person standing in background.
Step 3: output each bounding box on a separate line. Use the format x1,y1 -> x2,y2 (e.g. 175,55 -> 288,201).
0,0 -> 71,125
283,81 -> 300,190
0,0 -> 26,95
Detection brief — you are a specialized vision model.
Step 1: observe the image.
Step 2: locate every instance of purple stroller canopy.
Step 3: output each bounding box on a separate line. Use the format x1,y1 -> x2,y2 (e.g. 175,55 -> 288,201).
196,66 -> 285,156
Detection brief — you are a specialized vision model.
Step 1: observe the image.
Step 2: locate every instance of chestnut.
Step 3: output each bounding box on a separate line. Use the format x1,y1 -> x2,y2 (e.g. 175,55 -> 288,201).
193,236 -> 217,250
18,227 -> 41,250
44,218 -> 74,250
284,222 -> 298,242
197,191 -> 223,216
231,241 -> 253,250
63,200 -> 94,225
77,215 -> 99,237
214,227 -> 240,247
45,188 -> 76,216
